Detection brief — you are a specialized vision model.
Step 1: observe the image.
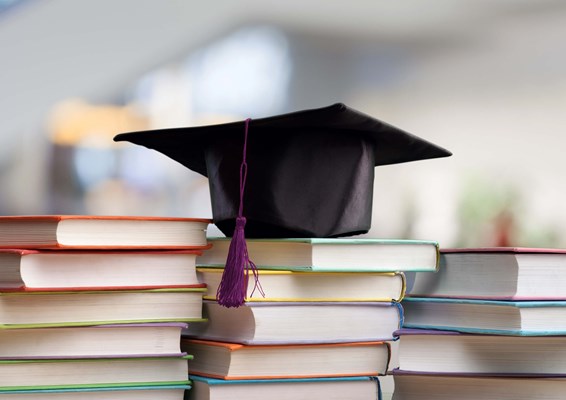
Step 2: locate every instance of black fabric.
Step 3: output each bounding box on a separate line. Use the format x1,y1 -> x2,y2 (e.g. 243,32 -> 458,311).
114,103 -> 451,238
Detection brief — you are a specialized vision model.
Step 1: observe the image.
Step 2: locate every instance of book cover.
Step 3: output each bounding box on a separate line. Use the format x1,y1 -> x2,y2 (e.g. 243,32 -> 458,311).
0,288 -> 206,328
190,375 -> 380,385
197,237 -> 439,272
188,375 -> 382,400
393,373 -> 566,400
441,247 -> 566,254
0,384 -> 191,399
0,356 -> 191,390
394,328 -> 566,376
0,323 -> 188,359
0,215 -> 211,249
185,300 -> 403,344
197,268 -> 406,302
403,297 -> 566,335
182,339 -> 391,379
0,249 -> 205,291
409,246 -> 566,300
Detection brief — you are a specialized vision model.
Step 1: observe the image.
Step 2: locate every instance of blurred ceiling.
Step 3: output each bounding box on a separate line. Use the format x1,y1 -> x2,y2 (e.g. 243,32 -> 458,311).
1,0 -> 566,139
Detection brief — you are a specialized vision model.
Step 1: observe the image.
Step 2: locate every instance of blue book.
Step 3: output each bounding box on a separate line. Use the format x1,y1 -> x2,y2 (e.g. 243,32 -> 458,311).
403,297 -> 566,335
188,375 -> 381,400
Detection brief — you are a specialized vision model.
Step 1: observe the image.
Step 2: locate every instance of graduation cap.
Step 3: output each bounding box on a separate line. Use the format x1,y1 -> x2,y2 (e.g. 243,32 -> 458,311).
114,103 -> 451,307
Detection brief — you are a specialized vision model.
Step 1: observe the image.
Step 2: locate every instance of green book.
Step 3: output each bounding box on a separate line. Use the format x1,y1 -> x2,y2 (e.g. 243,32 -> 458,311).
0,385 -> 190,399
198,238 -> 439,272
0,356 -> 190,390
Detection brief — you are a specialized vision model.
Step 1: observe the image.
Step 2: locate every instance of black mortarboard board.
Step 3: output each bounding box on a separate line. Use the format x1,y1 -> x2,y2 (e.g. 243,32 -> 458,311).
114,103 -> 451,239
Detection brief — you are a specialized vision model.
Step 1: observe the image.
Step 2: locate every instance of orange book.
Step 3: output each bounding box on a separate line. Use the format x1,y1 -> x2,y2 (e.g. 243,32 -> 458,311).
0,215 -> 211,249
182,338 -> 390,379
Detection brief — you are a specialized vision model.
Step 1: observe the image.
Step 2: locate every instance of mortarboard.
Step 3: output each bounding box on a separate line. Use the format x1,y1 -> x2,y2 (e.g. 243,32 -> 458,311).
114,103 -> 451,238
114,103 -> 451,307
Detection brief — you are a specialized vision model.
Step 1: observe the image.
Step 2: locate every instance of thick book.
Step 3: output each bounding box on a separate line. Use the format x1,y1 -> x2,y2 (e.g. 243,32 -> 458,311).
0,215 -> 211,249
409,247 -> 566,300
392,373 -> 566,400
0,323 -> 186,359
182,339 -> 390,379
395,328 -> 566,375
198,238 -> 439,272
403,297 -> 566,335
198,268 -> 406,302
184,300 -> 402,344
0,249 -> 203,290
188,375 -> 381,400
0,356 -> 189,390
0,385 -> 190,399
0,289 -> 205,327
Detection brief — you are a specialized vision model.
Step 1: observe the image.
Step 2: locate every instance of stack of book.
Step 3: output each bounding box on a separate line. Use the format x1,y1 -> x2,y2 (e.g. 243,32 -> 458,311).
181,237 -> 440,400
394,247 -> 566,399
0,215 -> 211,399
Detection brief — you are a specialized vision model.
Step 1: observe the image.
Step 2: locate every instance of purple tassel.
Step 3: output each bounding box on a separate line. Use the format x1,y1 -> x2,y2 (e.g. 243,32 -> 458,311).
216,119 -> 263,308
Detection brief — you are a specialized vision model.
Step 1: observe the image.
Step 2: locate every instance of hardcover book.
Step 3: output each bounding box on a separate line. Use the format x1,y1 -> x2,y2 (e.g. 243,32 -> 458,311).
403,297 -> 566,335
197,238 -> 439,272
0,323 -> 187,359
409,247 -> 566,300
184,300 -> 403,344
0,356 -> 190,389
188,375 -> 382,400
198,268 -> 406,302
0,289 -> 206,327
0,249 -> 204,290
395,328 -> 566,375
393,373 -> 566,400
0,385 -> 190,399
0,215 -> 211,249
182,339 -> 390,379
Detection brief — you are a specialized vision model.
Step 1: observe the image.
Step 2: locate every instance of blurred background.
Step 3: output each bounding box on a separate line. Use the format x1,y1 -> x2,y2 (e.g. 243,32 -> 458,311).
2,0 -> 566,247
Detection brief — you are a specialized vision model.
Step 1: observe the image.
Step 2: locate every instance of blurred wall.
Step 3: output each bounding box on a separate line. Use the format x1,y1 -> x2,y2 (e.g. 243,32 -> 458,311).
1,1 -> 566,246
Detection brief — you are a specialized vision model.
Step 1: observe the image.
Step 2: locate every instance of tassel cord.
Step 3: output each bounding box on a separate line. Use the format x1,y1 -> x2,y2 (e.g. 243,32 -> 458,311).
216,118 -> 264,307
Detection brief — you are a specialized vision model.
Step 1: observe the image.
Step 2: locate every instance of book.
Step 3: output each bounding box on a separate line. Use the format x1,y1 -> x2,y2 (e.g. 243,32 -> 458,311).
197,238 -> 439,272
0,215 -> 211,249
182,339 -> 390,379
0,249 -> 204,290
0,356 -> 189,389
198,268 -> 406,302
0,289 -> 205,327
395,328 -> 566,375
392,373 -> 566,400
187,375 -> 381,400
0,323 -> 187,359
402,297 -> 566,335
184,300 -> 402,344
0,385 -> 190,399
409,247 -> 566,300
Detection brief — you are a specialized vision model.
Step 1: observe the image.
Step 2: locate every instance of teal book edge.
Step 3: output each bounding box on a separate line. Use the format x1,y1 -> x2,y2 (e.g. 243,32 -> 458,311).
403,297 -> 566,335
399,323 -> 566,336
190,375 -> 379,385
190,375 -> 381,399
403,297 -> 566,308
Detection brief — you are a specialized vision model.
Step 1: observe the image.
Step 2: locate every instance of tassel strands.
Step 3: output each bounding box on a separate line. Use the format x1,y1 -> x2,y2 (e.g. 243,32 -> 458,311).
216,118 -> 264,308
